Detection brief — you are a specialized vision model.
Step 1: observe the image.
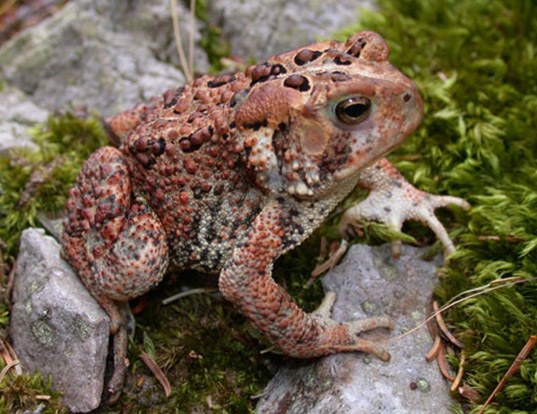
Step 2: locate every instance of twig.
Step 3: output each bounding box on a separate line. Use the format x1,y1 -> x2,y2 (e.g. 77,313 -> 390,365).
140,352 -> 172,398
478,335 -> 537,414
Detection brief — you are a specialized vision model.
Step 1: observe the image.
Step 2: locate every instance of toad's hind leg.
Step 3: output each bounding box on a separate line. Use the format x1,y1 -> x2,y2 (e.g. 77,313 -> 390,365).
62,147 -> 169,401
219,201 -> 392,361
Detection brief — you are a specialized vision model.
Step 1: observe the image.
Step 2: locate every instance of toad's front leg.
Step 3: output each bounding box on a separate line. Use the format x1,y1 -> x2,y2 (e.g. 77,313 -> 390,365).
219,201 -> 392,360
340,158 -> 470,258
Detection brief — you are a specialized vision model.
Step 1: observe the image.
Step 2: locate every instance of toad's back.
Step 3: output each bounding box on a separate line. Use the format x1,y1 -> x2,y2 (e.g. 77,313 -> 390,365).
117,72 -> 265,273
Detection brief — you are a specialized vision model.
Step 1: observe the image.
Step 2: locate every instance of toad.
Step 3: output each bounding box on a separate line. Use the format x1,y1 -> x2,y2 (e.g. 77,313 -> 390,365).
62,31 -> 469,399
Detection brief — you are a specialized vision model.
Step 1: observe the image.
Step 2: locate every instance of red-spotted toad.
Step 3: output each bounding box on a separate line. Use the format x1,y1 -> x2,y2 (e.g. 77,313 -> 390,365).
62,31 -> 469,399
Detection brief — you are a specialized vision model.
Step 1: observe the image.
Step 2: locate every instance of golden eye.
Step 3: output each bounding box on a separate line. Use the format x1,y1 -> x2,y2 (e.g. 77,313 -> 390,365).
335,97 -> 371,124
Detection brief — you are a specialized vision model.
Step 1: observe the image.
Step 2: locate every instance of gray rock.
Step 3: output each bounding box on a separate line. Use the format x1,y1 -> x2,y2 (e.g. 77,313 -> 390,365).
0,86 -> 48,154
107,0 -> 208,74
257,244 -> 456,414
36,212 -> 64,242
9,228 -> 109,413
0,0 -> 201,116
208,0 -> 376,60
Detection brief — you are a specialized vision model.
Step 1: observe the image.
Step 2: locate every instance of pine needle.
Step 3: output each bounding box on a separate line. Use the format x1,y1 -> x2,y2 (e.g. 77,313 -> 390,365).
478,336 -> 537,414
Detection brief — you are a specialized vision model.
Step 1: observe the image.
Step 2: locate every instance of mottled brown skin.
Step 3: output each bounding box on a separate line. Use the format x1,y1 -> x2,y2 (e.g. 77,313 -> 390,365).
62,31 -> 468,400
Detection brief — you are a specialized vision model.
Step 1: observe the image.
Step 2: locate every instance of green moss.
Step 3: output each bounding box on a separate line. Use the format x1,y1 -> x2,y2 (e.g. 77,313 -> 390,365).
119,287 -> 273,413
0,366 -> 66,414
0,302 -> 8,333
190,0 -> 231,74
333,0 -> 537,412
0,113 -> 108,259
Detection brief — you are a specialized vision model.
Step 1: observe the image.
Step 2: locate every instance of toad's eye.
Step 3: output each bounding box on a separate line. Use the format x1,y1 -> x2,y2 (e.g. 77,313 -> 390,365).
335,97 -> 371,125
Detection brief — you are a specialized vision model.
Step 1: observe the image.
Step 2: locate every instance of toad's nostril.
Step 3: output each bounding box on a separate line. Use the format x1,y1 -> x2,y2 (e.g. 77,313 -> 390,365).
403,93 -> 412,103
344,31 -> 390,62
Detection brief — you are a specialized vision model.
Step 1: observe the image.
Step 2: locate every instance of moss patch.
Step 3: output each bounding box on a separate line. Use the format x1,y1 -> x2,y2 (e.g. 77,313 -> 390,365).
0,113 -> 108,258
119,286 -> 274,413
0,369 -> 66,414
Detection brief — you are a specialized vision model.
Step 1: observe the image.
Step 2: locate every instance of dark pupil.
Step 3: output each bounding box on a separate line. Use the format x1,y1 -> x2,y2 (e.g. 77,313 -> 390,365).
344,102 -> 368,118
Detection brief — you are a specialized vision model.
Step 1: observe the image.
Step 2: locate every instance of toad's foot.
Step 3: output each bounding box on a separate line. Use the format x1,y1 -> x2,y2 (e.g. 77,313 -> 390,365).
106,321 -> 128,404
105,301 -> 135,403
312,291 -> 393,361
339,159 -> 470,258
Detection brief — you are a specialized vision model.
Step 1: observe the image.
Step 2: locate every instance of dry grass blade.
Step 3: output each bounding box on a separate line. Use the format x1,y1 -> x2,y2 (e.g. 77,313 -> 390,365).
140,352 -> 172,398
458,383 -> 481,404
170,0 -> 193,82
0,338 -> 9,360
0,360 -> 20,382
250,391 -> 267,400
6,261 -> 16,307
188,0 -> 195,78
162,287 -> 217,305
391,277 -> 532,344
0,338 -> 21,378
478,335 -> 537,414
0,339 -> 21,383
477,235 -> 521,243
318,236 -> 328,260
443,276 -> 526,309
